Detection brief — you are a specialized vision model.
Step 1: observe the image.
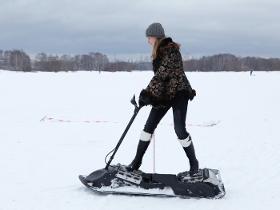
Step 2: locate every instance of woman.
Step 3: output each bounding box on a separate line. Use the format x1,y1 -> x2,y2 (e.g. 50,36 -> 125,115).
127,23 -> 199,176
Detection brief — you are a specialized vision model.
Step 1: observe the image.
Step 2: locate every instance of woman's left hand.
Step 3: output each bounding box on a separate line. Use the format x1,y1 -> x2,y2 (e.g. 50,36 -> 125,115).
139,89 -> 152,106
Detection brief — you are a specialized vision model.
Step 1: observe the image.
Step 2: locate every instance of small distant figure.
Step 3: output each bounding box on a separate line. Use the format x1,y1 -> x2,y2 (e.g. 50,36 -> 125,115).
250,70 -> 253,76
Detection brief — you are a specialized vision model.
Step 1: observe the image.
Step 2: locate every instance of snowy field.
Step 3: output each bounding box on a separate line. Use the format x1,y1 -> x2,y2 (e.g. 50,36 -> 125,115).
0,70 -> 279,210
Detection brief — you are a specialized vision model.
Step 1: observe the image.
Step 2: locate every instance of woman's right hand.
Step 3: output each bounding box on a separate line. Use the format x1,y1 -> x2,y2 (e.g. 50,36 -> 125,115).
189,89 -> 196,101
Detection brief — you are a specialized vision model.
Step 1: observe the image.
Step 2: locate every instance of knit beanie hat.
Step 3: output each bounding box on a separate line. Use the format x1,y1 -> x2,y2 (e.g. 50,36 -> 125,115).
145,22 -> 165,38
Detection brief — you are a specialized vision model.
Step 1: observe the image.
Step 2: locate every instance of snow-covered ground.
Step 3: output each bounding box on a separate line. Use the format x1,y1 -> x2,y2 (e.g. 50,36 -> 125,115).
0,70 -> 279,210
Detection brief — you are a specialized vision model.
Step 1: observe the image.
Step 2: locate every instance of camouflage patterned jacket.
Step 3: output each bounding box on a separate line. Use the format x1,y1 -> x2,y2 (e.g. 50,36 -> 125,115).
143,37 -> 195,106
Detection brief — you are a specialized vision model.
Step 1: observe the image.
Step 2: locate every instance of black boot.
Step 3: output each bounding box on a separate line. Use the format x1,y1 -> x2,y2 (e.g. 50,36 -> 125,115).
126,140 -> 150,171
183,142 -> 199,176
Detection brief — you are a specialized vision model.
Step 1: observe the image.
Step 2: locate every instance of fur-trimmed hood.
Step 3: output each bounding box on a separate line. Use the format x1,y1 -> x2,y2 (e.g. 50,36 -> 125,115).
156,37 -> 179,56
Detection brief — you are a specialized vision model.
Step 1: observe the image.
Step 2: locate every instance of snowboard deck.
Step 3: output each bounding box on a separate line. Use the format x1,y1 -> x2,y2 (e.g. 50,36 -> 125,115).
79,175 -> 178,198
79,164 -> 225,199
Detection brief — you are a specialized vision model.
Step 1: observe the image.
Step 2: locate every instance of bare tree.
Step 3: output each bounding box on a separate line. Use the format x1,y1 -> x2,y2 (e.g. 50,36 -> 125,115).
9,50 -> 31,71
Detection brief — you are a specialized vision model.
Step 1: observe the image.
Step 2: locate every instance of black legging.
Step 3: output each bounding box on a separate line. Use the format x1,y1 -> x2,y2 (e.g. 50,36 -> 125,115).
143,92 -> 189,139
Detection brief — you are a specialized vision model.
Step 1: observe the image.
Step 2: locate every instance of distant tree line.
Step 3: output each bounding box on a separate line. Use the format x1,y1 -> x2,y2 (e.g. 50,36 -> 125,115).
183,54 -> 280,72
33,52 -> 110,72
1,49 -> 280,72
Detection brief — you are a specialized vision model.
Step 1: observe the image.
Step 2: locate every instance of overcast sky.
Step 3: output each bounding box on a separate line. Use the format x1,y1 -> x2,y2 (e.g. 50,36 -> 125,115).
0,0 -> 279,58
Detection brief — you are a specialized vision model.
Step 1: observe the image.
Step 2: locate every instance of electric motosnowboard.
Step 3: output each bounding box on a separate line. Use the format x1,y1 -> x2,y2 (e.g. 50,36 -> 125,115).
79,96 -> 226,199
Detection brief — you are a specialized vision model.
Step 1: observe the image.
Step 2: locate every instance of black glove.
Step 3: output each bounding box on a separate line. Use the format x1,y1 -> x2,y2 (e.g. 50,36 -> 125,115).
189,89 -> 196,101
139,89 -> 151,107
